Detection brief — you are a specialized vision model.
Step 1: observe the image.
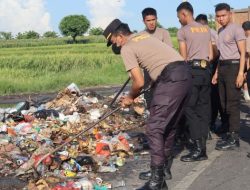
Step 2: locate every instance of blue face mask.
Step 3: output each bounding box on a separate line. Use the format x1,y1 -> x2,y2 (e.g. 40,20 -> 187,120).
112,43 -> 121,55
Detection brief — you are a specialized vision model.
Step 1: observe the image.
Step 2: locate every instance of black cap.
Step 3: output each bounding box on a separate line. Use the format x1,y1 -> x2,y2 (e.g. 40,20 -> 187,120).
103,19 -> 122,46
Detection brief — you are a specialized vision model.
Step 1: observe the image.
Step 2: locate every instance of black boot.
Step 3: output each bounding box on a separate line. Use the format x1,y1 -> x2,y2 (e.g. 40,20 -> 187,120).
139,157 -> 173,181
164,156 -> 173,180
216,132 -> 230,146
180,138 -> 208,162
215,132 -> 240,151
247,153 -> 250,158
137,166 -> 168,190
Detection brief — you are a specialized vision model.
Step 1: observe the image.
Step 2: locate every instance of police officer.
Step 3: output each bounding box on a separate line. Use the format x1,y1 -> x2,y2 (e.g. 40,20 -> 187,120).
141,7 -> 173,47
195,14 -> 228,135
103,19 -> 192,190
139,7 -> 174,182
212,3 -> 246,151
242,21 -> 250,158
176,2 -> 213,162
140,7 -> 173,109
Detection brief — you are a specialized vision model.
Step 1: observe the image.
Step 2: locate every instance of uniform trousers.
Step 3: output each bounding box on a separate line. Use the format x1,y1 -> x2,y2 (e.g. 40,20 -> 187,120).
247,69 -> 250,93
210,60 -> 225,126
146,61 -> 192,166
184,67 -> 211,140
218,61 -> 241,133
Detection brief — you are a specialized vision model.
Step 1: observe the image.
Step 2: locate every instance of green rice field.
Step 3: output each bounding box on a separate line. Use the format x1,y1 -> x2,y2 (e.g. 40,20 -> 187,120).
0,36 -> 178,95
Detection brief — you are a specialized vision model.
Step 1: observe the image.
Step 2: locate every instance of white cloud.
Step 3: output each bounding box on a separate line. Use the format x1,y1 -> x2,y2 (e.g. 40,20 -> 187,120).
86,0 -> 125,29
0,0 -> 51,35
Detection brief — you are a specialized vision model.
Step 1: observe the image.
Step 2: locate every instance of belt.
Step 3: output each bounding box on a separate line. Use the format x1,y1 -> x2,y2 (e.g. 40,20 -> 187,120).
188,59 -> 209,69
219,59 -> 239,66
154,61 -> 185,85
164,61 -> 185,71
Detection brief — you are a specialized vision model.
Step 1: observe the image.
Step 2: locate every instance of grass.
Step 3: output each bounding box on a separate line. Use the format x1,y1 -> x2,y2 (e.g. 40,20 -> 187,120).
0,36 -> 178,95
0,35 -> 106,48
0,43 -> 127,95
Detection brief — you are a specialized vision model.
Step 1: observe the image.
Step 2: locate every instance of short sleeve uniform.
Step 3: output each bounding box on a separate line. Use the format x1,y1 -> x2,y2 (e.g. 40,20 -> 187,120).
121,33 -> 183,81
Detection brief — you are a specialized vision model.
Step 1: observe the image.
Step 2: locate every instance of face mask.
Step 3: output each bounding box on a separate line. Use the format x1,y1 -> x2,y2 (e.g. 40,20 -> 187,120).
112,43 -> 121,55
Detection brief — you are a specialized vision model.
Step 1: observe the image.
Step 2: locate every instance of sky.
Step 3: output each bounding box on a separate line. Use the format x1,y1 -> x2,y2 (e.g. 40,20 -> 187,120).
0,0 -> 249,36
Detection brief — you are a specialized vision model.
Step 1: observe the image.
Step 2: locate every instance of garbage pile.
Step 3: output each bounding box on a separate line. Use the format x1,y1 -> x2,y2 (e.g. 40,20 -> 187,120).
0,83 -> 149,190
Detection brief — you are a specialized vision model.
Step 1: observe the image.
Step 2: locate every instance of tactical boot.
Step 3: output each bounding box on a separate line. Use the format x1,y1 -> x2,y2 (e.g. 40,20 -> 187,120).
137,166 -> 168,190
139,156 -> 173,181
215,132 -> 240,151
216,132 -> 230,146
180,138 -> 208,162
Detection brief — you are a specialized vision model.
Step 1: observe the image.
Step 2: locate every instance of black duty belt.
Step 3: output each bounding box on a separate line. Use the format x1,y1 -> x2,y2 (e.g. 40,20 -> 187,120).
219,59 -> 240,66
187,59 -> 209,69
164,61 -> 185,70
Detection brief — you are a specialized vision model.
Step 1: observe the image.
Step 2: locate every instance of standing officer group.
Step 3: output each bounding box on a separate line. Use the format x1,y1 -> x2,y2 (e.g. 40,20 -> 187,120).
102,2 -> 246,190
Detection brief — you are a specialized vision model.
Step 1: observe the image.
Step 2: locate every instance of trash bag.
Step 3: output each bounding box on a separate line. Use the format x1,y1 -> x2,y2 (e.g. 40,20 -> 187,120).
6,113 -> 25,122
13,101 -> 30,114
3,101 -> 30,122
34,109 -> 59,119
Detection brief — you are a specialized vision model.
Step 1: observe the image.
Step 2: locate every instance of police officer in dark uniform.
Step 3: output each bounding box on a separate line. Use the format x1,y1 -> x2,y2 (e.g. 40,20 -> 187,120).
103,19 -> 192,190
176,2 -> 213,162
212,3 -> 246,151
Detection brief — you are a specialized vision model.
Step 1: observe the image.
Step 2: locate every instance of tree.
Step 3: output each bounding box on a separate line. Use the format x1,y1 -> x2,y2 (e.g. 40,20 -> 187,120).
16,32 -> 24,39
89,27 -> 103,35
26,31 -> 40,39
59,15 -> 90,42
157,21 -> 163,28
16,31 -> 40,39
0,32 -> 12,40
208,14 -> 216,30
167,27 -> 178,37
43,31 -> 58,38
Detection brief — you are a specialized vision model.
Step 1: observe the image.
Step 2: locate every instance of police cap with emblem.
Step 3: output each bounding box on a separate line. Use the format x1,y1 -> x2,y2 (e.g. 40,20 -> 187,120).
103,19 -> 122,47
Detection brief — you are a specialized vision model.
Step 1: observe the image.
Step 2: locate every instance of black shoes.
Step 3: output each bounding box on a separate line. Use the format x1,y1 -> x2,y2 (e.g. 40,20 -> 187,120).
137,166 -> 168,190
247,153 -> 250,158
180,138 -> 208,162
215,132 -> 240,151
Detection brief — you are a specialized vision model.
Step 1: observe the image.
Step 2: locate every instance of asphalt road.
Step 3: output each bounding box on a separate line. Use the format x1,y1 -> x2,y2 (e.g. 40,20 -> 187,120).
101,100 -> 250,190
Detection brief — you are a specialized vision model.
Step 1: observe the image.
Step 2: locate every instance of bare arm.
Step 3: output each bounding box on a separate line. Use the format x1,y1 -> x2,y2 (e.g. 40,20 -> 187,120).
246,52 -> 250,71
128,67 -> 144,98
178,41 -> 187,61
211,42 -> 219,60
208,41 -> 214,61
235,40 -> 246,88
120,67 -> 144,107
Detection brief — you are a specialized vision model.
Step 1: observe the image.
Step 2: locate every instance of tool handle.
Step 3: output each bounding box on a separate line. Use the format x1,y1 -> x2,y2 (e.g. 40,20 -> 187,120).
109,77 -> 130,107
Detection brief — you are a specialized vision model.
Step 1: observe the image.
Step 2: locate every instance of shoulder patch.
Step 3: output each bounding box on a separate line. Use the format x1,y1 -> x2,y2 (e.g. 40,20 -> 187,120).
132,34 -> 150,42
